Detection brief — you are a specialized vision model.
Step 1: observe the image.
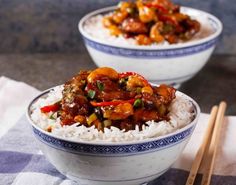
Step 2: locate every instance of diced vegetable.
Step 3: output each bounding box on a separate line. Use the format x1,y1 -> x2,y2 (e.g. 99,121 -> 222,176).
40,102 -> 60,113
87,90 -> 96,99
133,99 -> 143,108
49,112 -> 57,120
87,113 -> 97,125
97,81 -> 104,91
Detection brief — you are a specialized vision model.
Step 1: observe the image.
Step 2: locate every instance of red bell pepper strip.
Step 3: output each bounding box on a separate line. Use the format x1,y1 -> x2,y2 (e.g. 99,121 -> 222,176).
119,72 -> 150,87
40,103 -> 60,113
90,99 -> 135,107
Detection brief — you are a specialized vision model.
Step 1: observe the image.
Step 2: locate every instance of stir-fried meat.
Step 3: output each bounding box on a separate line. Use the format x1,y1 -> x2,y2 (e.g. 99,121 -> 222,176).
120,119 -> 136,131
86,75 -> 135,101
41,67 -> 176,131
154,84 -> 176,104
60,71 -> 90,125
102,103 -> 134,120
133,109 -> 162,122
121,18 -> 148,34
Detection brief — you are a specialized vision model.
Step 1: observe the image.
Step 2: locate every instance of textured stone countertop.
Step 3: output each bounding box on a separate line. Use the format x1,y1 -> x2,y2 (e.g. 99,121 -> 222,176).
0,53 -> 235,115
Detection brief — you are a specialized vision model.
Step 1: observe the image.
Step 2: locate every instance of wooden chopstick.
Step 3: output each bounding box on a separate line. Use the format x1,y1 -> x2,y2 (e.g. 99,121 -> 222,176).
200,101 -> 227,185
185,105 -> 219,185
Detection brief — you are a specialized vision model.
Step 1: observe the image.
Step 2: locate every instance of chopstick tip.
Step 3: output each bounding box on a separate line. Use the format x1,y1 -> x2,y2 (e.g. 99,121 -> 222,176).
219,101 -> 227,107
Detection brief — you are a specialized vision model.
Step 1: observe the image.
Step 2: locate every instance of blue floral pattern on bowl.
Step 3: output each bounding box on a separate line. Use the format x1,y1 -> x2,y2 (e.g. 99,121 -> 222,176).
33,124 -> 195,157
84,37 -> 217,59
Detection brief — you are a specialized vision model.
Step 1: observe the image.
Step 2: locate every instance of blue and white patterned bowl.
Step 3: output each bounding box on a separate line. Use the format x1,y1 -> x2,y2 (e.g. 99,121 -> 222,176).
79,6 -> 222,87
27,89 -> 200,185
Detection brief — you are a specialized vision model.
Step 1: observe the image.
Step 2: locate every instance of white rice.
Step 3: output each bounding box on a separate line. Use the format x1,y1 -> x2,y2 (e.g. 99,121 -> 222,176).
83,13 -> 213,46
30,86 -> 195,143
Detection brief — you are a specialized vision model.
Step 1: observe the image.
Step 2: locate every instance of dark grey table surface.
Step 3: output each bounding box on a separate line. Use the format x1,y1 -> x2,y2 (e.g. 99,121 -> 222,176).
0,53 -> 235,115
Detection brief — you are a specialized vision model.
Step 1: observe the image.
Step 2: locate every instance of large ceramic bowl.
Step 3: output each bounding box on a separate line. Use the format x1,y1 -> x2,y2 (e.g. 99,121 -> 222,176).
27,88 -> 200,185
79,6 -> 222,87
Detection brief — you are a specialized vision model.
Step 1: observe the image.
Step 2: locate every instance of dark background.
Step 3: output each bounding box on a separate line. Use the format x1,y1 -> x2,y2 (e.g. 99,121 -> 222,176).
0,0 -> 234,53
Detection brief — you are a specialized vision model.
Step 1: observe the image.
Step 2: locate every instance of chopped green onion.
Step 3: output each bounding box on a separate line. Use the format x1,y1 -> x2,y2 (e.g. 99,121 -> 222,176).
97,81 -> 104,91
49,112 -> 57,120
88,90 -> 96,99
133,99 -> 142,108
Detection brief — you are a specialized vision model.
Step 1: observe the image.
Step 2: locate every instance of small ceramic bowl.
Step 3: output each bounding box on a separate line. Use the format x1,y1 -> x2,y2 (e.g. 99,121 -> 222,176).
27,89 -> 200,185
79,6 -> 222,88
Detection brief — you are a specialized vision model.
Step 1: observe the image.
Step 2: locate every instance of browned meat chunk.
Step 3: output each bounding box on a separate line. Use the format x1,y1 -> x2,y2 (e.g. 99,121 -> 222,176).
60,71 -> 90,125
121,18 -> 148,34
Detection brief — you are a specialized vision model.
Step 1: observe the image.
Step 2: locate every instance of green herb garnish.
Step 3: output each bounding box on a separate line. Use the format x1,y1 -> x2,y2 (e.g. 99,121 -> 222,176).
49,112 -> 57,120
88,90 -> 96,99
97,81 -> 104,91
133,99 -> 142,108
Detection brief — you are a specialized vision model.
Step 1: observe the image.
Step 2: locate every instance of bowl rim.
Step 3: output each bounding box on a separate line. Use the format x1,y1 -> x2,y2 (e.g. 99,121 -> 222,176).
26,85 -> 201,146
78,6 -> 222,50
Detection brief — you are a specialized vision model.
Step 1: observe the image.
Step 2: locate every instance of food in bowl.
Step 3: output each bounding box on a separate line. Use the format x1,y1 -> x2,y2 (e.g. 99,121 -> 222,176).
79,3 -> 222,87
103,0 -> 200,45
83,0 -> 216,47
27,67 -> 200,185
30,67 -> 195,142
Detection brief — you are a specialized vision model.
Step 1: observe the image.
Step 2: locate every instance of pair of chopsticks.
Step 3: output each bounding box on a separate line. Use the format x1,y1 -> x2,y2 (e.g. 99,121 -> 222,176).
185,101 -> 227,185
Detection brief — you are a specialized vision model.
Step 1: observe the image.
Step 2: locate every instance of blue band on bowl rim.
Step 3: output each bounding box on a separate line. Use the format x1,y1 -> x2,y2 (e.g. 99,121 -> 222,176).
84,36 -> 217,59
32,123 -> 195,157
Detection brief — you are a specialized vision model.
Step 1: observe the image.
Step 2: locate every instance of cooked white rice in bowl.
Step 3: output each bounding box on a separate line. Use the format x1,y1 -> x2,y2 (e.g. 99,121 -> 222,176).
30,86 -> 196,143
